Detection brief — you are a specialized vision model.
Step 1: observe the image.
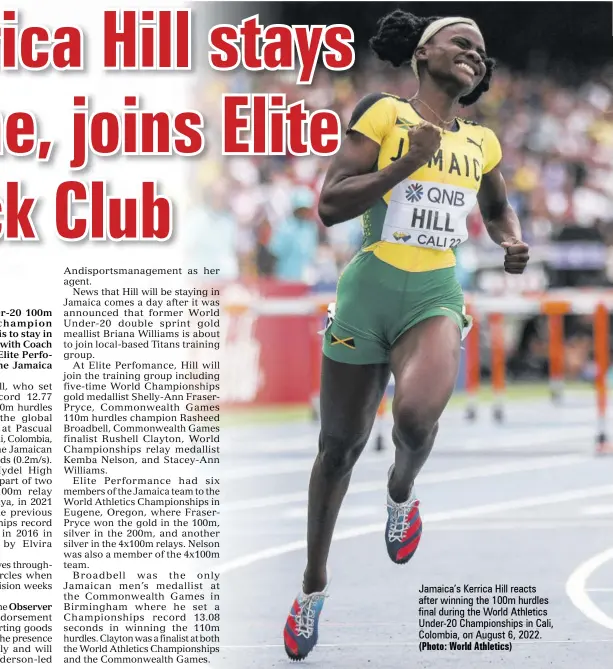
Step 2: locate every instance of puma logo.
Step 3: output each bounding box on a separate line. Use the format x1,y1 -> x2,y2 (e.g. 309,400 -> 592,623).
467,137 -> 484,154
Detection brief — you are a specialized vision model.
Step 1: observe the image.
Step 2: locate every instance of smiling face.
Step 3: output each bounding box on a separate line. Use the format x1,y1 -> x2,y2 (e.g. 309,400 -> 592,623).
414,24 -> 487,96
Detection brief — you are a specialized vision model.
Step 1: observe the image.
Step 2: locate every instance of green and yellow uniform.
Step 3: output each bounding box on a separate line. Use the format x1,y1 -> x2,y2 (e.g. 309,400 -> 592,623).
323,93 -> 502,364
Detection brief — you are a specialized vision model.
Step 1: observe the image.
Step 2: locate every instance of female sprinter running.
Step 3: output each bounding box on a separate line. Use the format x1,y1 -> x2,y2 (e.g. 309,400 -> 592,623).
283,10 -> 529,660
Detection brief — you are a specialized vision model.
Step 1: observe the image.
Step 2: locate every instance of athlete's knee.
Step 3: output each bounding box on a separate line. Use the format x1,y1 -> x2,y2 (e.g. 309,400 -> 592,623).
318,429 -> 368,478
392,402 -> 439,450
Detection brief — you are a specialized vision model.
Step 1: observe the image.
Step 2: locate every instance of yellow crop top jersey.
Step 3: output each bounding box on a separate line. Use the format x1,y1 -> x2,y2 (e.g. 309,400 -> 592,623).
348,93 -> 502,272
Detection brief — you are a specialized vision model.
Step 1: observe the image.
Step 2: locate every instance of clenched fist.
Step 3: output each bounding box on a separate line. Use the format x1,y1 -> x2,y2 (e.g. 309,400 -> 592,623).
501,239 -> 530,274
407,122 -> 442,164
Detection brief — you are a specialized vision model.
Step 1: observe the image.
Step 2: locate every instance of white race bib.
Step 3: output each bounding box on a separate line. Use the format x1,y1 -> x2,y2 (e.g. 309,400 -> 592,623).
382,179 -> 477,251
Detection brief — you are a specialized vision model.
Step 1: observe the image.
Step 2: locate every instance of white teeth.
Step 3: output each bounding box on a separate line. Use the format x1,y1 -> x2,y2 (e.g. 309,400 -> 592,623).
457,63 -> 474,75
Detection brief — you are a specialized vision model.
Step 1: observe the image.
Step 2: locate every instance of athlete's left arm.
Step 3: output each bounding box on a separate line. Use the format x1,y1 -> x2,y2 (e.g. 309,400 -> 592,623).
478,167 -> 530,275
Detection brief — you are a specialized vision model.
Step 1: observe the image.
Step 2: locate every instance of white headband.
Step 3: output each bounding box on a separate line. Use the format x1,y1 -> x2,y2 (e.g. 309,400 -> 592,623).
410,17 -> 482,79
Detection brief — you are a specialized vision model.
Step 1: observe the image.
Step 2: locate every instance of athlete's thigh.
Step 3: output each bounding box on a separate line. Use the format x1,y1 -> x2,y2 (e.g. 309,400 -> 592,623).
390,316 -> 461,418
319,354 -> 390,439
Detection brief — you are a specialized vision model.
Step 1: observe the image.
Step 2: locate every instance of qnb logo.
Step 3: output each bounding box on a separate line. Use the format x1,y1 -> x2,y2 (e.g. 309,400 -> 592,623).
427,186 -> 465,207
405,183 -> 424,203
393,231 -> 412,242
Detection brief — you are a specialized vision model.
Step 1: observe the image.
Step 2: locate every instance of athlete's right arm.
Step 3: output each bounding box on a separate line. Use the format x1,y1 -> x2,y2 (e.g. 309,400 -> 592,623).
318,119 -> 441,227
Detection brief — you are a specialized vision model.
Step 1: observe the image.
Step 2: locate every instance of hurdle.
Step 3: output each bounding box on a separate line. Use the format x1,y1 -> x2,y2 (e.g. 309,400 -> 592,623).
489,312 -> 506,423
543,300 -> 569,405
465,304 -> 480,422
594,303 -> 610,454
463,292 -> 613,454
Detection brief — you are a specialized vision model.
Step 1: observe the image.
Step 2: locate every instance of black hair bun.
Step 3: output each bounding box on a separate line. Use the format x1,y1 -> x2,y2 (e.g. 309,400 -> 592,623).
369,10 -> 436,67
370,10 -> 495,106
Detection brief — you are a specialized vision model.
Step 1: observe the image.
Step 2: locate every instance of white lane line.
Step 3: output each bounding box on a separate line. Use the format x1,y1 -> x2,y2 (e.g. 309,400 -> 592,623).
284,505 -> 377,520
225,520 -> 613,540
223,454 -> 378,480
227,434 -> 316,455
221,639 -> 613,650
222,519 -> 613,540
224,455 -> 586,511
219,484 -> 613,574
462,425 -> 592,450
226,416 -> 597,456
424,520 -> 613,532
581,505 -> 613,516
566,547 -> 613,630
280,516 -> 613,528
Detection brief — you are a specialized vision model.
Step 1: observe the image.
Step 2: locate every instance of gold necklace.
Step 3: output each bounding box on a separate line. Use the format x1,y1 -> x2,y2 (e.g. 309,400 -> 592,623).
410,98 -> 456,132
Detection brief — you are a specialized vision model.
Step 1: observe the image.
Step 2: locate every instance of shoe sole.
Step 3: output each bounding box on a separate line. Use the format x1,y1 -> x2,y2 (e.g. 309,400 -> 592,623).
285,645 -> 310,661
389,551 -> 418,565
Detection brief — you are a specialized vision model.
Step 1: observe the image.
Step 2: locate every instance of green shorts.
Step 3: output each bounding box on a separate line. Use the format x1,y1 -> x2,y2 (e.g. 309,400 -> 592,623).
323,251 -> 470,365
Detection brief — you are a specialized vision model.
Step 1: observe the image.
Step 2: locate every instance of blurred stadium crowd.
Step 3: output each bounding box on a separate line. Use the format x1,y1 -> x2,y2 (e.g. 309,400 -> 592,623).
189,59 -> 613,289
189,51 -> 613,384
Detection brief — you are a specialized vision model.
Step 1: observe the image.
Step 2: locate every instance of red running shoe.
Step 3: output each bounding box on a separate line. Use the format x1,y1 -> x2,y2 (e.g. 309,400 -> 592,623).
385,467 -> 422,564
283,586 -> 328,661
